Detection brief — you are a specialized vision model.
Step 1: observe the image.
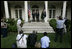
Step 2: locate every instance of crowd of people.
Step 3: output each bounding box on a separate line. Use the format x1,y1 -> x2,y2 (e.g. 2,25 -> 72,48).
16,30 -> 50,48
1,15 -> 67,48
16,16 -> 67,48
16,18 -> 50,48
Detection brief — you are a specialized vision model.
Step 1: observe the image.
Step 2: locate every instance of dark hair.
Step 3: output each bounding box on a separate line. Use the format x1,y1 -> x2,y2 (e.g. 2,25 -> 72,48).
36,31 -> 37,34
20,22 -> 23,27
32,9 -> 35,12
33,30 -> 36,34
19,30 -> 23,34
58,16 -> 63,20
44,32 -> 47,36
36,9 -> 39,11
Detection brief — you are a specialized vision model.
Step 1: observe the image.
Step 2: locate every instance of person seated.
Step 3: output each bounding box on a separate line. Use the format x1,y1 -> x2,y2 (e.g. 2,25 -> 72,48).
27,30 -> 37,48
41,32 -> 50,48
16,30 -> 28,48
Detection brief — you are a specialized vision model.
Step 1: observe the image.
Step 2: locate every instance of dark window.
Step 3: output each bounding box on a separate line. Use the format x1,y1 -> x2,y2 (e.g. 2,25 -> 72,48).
19,9 -> 22,20
15,10 -> 18,18
53,10 -> 55,18
49,10 -> 51,18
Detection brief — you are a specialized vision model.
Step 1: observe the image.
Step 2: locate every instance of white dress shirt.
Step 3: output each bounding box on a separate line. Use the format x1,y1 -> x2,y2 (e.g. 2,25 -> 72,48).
41,36 -> 50,48
56,19 -> 66,29
16,34 -> 28,48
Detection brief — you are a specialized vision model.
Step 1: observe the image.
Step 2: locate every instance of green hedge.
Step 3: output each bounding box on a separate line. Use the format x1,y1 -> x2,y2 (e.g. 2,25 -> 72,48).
64,19 -> 71,33
49,19 -> 57,32
49,18 -> 71,33
5,18 -> 24,32
6,18 -> 17,32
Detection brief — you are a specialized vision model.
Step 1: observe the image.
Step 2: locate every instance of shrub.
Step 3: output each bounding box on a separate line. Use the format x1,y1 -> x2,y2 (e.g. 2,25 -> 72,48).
64,19 -> 71,33
49,18 -> 71,33
7,18 -> 24,32
49,19 -> 57,32
6,18 -> 17,32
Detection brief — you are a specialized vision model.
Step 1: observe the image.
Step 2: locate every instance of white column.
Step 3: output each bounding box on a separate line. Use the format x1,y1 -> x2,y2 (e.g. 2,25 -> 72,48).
4,1 -> 9,19
62,1 -> 67,19
44,1 -> 49,23
24,1 -> 28,22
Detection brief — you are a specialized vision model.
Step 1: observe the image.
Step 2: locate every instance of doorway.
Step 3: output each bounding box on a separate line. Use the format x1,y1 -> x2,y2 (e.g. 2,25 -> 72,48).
15,5 -> 22,20
49,9 -> 56,18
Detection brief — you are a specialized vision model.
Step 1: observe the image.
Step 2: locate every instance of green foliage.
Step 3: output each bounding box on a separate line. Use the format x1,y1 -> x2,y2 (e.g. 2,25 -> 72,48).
49,18 -> 71,33
6,18 -> 17,32
65,19 -> 71,33
6,18 -> 24,32
1,33 -> 71,48
21,19 -> 24,24
49,19 -> 57,32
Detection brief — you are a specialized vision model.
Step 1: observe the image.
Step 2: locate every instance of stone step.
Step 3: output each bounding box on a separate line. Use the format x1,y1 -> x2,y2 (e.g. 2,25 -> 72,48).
23,31 -> 55,33
23,22 -> 50,26
22,22 -> 55,33
22,28 -> 54,30
23,27 -> 52,29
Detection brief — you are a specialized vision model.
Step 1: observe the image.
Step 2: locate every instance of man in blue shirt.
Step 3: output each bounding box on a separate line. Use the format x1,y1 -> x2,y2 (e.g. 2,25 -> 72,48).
41,32 -> 50,48
54,16 -> 66,43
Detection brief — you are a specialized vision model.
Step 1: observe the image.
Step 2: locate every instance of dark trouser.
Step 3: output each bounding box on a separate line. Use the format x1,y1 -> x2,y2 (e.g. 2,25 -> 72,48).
54,28 -> 64,42
36,16 -> 39,22
28,44 -> 35,48
32,15 -> 35,21
2,28 -> 7,38
46,47 -> 49,48
1,28 -> 3,35
41,17 -> 45,22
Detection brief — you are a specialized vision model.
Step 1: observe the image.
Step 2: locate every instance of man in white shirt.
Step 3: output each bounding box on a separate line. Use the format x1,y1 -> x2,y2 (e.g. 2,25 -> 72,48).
17,19 -> 22,34
41,32 -> 50,48
16,30 -> 28,48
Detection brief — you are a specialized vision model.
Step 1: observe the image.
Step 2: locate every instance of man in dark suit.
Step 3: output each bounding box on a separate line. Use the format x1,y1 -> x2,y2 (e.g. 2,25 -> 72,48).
36,9 -> 39,22
32,9 -> 36,22
27,30 -> 37,48
41,9 -> 46,22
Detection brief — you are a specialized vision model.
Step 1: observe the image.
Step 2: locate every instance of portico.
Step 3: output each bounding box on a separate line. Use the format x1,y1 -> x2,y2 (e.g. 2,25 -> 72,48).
3,1 -> 71,22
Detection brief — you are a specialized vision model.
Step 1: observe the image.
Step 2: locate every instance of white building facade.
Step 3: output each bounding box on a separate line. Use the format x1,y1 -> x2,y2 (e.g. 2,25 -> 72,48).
1,1 -> 71,22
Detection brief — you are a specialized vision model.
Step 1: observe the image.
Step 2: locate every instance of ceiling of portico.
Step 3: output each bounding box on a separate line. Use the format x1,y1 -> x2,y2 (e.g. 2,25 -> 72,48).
8,1 -> 71,8
8,1 -> 24,7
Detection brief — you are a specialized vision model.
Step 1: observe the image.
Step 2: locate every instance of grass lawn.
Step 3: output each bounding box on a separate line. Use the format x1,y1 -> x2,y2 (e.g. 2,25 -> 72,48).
1,32 -> 71,48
